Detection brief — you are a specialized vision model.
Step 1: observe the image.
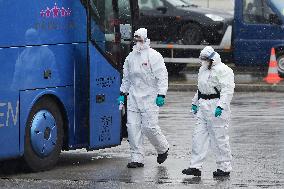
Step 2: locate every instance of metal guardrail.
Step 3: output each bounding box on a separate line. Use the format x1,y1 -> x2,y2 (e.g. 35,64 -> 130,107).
150,26 -> 232,64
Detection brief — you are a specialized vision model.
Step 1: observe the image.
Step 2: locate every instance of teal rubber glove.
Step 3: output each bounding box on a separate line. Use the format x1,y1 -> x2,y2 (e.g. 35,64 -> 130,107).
192,104 -> 198,114
215,106 -> 223,117
117,95 -> 125,105
156,96 -> 165,107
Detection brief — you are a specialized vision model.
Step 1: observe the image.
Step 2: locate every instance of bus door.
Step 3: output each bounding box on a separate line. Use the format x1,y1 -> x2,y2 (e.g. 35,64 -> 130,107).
87,0 -> 134,149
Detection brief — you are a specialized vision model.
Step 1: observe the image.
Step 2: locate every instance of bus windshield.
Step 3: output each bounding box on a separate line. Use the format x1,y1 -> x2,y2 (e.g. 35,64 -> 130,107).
89,0 -> 132,67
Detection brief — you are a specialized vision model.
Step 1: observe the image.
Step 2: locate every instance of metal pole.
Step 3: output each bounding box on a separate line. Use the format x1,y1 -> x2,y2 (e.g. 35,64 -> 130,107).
207,0 -> 209,8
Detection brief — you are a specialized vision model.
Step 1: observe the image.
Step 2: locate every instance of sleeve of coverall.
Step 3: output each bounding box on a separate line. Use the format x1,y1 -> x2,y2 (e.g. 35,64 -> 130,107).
120,57 -> 130,94
151,51 -> 168,95
192,91 -> 199,106
192,66 -> 203,106
216,68 -> 235,108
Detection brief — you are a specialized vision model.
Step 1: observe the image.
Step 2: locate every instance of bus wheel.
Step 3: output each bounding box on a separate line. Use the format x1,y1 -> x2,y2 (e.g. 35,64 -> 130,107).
23,97 -> 64,172
277,54 -> 284,78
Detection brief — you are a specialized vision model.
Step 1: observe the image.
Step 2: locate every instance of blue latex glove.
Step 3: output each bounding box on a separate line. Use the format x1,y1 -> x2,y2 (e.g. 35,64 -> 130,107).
192,104 -> 198,114
156,96 -> 165,107
117,95 -> 125,105
215,106 -> 223,117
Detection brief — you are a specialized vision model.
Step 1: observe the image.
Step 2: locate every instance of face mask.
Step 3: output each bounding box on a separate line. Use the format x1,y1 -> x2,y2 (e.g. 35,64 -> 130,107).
135,42 -> 144,51
200,60 -> 209,66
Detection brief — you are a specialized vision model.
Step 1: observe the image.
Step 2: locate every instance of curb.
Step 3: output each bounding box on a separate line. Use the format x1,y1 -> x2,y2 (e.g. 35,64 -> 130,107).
169,83 -> 284,92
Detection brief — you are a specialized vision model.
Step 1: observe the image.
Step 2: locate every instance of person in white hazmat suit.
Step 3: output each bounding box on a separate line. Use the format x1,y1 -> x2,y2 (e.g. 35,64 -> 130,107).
182,46 -> 235,177
118,28 -> 170,168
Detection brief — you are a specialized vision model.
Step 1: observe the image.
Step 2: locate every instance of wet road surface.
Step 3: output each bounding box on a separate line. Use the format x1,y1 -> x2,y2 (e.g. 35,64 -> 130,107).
0,91 -> 283,188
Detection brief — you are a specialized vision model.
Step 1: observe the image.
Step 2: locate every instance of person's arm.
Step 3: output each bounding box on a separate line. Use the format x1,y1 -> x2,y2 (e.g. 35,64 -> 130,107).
192,67 -> 202,106
216,67 -> 235,108
192,90 -> 199,106
120,56 -> 130,94
150,51 -> 168,96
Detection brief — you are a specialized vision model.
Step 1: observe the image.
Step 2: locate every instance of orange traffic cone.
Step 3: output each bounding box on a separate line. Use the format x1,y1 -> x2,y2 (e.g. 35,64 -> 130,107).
264,48 -> 282,84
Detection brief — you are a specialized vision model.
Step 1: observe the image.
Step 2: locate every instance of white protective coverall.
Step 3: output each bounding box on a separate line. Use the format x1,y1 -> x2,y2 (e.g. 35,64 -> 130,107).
120,28 -> 169,163
190,46 -> 235,172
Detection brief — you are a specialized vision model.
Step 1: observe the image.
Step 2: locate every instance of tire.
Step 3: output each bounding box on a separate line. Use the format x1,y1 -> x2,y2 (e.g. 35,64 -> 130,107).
277,54 -> 284,78
181,23 -> 203,45
23,97 -> 64,172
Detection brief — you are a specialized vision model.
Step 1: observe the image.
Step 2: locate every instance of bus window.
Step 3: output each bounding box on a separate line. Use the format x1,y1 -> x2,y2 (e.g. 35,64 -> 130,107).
118,0 -> 132,24
118,0 -> 132,41
116,0 -> 133,70
89,0 -> 121,66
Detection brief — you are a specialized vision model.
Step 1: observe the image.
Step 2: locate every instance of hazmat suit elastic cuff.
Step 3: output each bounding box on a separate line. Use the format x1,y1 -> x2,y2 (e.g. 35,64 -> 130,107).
217,106 -> 223,110
157,94 -> 165,98
120,92 -> 128,96
192,103 -> 199,108
216,101 -> 226,109
157,90 -> 167,96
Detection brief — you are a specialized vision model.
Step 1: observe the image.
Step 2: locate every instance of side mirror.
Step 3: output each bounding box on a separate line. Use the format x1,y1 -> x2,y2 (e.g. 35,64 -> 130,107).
156,6 -> 167,14
269,14 -> 282,25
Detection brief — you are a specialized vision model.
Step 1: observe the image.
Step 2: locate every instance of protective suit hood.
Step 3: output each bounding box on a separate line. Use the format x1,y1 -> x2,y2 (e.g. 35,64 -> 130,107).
133,28 -> 150,52
199,46 -> 221,68
211,52 -> 222,66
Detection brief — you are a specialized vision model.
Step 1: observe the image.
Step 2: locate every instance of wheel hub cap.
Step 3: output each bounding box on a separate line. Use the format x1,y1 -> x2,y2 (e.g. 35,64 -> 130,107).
278,57 -> 284,71
30,110 -> 57,157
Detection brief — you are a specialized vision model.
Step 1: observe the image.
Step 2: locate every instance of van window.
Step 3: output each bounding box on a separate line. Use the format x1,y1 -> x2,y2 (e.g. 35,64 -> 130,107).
243,0 -> 274,24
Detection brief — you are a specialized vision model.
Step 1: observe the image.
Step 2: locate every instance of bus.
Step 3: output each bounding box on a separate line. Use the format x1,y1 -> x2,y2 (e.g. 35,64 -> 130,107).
0,0 -> 138,171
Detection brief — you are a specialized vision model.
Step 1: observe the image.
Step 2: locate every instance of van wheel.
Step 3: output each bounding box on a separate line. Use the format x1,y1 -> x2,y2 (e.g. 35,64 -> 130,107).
23,97 -> 64,172
277,54 -> 284,78
181,23 -> 203,45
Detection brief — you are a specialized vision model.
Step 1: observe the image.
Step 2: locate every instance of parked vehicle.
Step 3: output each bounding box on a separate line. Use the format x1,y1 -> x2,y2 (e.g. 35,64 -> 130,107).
137,0 -> 233,45
234,0 -> 284,77
144,0 -> 284,77
0,0 -> 137,171
136,0 -> 232,73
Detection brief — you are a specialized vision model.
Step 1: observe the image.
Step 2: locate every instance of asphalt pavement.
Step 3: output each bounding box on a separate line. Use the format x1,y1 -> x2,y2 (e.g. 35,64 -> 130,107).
0,91 -> 283,188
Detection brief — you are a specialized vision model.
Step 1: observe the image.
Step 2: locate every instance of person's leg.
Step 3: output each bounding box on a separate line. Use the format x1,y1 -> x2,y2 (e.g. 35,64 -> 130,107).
209,112 -> 232,173
127,110 -> 144,165
189,116 -> 210,170
182,115 -> 209,176
141,111 -> 169,156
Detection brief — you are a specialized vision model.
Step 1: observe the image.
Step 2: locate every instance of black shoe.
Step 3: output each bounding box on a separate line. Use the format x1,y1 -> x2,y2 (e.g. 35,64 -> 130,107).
182,168 -> 201,177
157,149 -> 169,164
213,169 -> 230,177
127,162 -> 144,168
